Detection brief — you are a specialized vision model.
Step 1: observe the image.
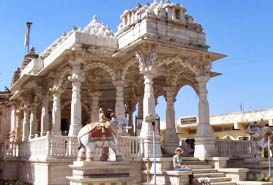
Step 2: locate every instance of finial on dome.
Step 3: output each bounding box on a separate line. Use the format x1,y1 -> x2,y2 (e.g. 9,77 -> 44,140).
92,15 -> 97,22
89,15 -> 99,25
73,26 -> 78,31
153,0 -> 157,4
136,2 -> 142,8
29,47 -> 35,54
165,0 -> 170,3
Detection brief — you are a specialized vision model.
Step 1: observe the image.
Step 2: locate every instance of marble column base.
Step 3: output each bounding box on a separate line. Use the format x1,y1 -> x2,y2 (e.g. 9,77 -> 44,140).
194,136 -> 216,160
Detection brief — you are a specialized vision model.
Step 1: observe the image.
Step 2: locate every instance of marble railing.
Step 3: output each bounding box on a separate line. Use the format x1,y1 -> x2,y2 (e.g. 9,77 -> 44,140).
0,134 -> 144,160
0,137 -> 253,160
0,140 -> 19,158
118,136 -> 144,159
216,139 -> 253,157
28,134 -> 78,160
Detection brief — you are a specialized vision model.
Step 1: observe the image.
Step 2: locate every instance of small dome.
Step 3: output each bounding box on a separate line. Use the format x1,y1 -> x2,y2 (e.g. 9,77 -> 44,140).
83,15 -> 114,37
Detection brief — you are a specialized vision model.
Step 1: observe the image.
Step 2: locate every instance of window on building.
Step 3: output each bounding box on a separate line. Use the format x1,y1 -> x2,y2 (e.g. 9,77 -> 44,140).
175,9 -> 181,20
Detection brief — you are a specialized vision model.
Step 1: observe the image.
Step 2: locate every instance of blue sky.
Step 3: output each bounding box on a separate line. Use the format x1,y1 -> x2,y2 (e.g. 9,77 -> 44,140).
0,0 -> 273,121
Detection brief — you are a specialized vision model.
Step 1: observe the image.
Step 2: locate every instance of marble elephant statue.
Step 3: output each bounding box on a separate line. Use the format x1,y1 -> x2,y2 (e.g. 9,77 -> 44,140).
77,116 -> 126,161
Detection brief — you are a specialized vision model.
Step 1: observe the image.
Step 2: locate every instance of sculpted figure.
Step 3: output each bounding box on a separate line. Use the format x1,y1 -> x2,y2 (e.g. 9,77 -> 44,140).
77,108 -> 125,161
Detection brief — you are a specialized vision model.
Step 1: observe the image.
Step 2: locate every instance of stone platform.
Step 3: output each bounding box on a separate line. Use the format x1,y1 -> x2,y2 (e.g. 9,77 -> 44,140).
67,161 -> 131,185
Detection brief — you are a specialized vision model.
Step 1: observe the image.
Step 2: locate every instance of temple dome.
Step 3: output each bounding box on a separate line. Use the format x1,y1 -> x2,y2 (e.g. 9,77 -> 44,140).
83,16 -> 114,37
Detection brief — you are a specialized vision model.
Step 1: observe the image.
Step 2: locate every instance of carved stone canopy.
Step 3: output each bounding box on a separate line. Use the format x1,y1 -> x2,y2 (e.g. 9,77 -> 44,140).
9,0 -> 225,123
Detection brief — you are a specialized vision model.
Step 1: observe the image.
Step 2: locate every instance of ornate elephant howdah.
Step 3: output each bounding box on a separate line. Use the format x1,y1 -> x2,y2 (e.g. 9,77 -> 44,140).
90,123 -> 112,138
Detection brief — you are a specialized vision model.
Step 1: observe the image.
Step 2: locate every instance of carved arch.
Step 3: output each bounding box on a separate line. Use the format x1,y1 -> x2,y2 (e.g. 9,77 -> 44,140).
86,62 -> 116,81
174,71 -> 198,94
49,66 -> 71,88
121,59 -> 136,81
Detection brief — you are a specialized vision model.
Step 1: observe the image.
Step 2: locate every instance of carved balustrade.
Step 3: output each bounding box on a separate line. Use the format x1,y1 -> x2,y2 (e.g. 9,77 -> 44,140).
0,140 -> 19,158
118,136 -> 144,159
0,137 -> 254,160
26,133 -> 78,160
216,139 -> 253,157
0,135 -> 144,160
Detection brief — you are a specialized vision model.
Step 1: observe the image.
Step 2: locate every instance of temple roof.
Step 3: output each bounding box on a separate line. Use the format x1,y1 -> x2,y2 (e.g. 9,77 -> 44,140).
117,0 -> 198,33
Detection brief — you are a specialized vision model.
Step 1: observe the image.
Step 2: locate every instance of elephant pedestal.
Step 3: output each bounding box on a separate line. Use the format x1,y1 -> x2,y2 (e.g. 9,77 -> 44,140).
67,161 -> 131,185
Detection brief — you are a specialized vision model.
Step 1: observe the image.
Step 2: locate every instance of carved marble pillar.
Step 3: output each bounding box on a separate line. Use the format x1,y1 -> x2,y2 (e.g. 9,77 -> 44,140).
15,109 -> 21,141
68,61 -> 84,136
141,70 -> 159,158
89,92 -> 101,122
194,75 -> 216,160
136,96 -> 143,135
9,104 -> 16,142
142,72 -> 156,123
22,105 -> 30,141
163,87 -> 179,154
113,80 -> 125,118
29,98 -> 38,139
40,91 -> 49,136
135,48 -> 162,158
50,87 -> 63,135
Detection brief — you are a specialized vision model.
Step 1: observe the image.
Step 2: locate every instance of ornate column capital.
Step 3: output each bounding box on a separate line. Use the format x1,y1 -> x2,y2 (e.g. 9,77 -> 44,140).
49,86 -> 64,94
135,47 -> 157,75
68,72 -> 84,83
196,75 -> 210,95
68,58 -> 85,83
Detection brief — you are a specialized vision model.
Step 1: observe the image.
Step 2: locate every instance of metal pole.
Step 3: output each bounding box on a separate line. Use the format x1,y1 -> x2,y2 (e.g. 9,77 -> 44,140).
152,122 -> 156,185
25,22 -> 32,53
267,136 -> 271,177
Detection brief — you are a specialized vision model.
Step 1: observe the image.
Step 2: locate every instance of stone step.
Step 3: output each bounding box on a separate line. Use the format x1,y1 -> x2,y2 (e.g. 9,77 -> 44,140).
192,168 -> 217,173
144,157 -> 248,185
193,172 -> 225,178
210,182 -> 236,185
243,158 -> 269,164
204,177 -> 233,183
188,164 -> 214,169
183,157 -> 201,161
185,160 -> 209,165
